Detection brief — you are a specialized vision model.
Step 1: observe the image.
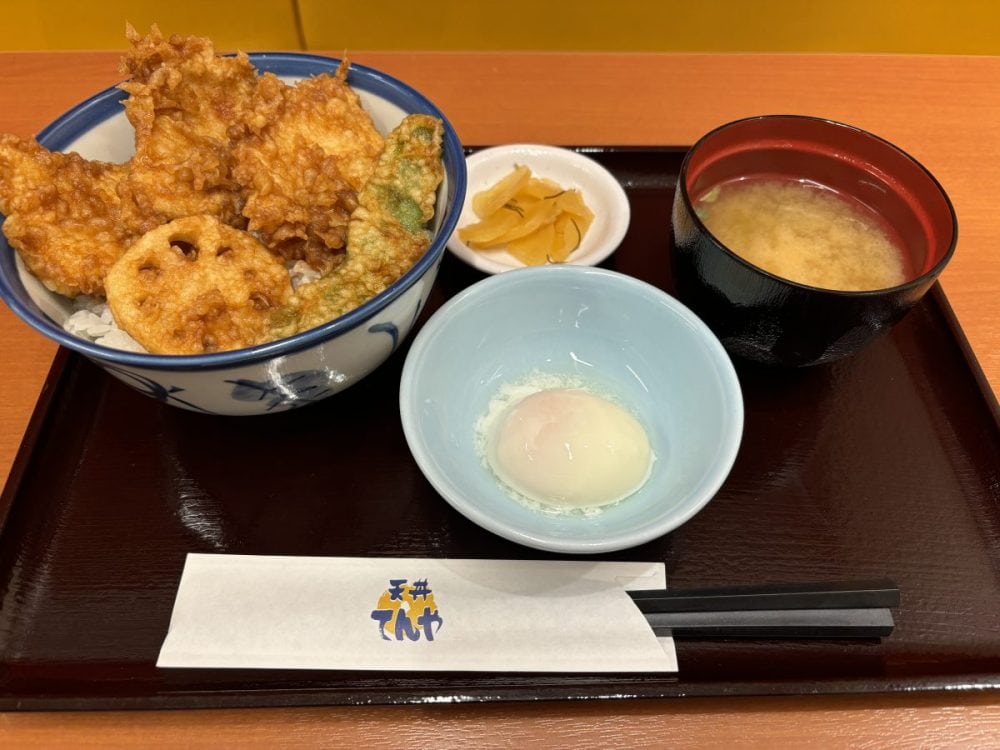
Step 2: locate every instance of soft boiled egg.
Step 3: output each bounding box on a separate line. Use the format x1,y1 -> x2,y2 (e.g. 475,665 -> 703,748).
484,386 -> 654,511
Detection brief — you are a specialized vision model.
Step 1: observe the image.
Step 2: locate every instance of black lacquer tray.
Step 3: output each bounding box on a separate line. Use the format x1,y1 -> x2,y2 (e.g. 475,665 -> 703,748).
1,148 -> 999,710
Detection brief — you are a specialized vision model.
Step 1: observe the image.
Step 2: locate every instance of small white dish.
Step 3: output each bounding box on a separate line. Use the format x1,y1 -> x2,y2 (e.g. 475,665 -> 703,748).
446,144 -> 631,274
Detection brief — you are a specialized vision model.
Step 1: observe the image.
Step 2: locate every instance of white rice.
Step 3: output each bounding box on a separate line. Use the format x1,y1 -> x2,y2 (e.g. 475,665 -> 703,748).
64,297 -> 146,352
287,259 -> 323,289
61,260 -> 322,353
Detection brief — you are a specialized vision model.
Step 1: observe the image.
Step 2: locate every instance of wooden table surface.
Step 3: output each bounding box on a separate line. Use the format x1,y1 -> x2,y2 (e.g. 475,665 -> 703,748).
0,51 -> 998,748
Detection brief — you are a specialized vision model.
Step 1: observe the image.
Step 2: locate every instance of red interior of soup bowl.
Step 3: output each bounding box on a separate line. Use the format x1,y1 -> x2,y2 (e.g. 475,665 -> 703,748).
683,115 -> 957,281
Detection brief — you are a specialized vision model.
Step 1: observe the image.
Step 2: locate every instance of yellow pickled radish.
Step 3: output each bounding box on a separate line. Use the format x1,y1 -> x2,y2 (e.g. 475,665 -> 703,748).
550,213 -> 583,262
472,165 -> 531,218
459,165 -> 594,263
489,196 -> 562,244
554,189 -> 593,221
458,206 -> 522,246
518,177 -> 565,200
507,222 -> 557,266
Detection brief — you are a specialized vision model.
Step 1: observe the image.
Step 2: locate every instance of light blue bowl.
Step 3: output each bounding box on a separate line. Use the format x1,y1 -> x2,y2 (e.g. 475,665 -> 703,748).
399,265 -> 744,554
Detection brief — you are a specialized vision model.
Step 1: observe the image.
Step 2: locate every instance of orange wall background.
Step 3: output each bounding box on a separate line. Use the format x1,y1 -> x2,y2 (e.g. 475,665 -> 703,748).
1,0 -> 997,53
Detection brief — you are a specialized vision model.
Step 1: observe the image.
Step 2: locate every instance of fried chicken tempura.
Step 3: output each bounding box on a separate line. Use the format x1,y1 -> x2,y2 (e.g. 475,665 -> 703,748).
0,26 -> 447,355
290,115 -> 444,333
106,215 -> 293,354
0,134 -> 130,297
118,24 -> 257,235
233,62 -> 385,273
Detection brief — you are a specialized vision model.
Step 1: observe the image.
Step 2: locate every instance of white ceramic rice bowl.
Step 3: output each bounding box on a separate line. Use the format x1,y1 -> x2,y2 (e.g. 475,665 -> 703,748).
0,53 -> 467,415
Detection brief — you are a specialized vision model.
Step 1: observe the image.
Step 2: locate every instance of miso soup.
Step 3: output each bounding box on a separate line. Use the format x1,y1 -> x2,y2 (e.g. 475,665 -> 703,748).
694,177 -> 907,292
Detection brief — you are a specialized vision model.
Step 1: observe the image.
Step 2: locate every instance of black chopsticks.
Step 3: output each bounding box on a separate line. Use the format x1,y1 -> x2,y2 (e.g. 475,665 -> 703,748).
629,580 -> 899,639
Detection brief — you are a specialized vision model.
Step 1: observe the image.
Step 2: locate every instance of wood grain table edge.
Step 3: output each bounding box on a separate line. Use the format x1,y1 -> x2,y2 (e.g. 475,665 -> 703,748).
1,50 -> 998,747
1,692 -> 999,749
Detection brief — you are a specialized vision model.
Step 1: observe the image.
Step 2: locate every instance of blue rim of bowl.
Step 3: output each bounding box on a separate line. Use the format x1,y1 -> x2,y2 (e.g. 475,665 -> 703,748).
677,113 -> 959,298
0,52 -> 467,371
399,264 -> 744,554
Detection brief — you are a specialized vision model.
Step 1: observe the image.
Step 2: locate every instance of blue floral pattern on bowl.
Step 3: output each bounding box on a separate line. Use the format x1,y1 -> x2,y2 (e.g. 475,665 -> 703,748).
103,365 -> 214,414
368,298 -> 424,351
226,370 -> 345,411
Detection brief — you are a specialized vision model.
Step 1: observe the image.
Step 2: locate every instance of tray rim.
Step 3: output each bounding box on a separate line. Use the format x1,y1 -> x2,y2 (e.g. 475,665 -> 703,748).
3,671 -> 1000,712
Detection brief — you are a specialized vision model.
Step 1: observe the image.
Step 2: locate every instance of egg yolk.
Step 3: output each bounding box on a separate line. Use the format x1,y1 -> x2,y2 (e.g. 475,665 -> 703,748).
487,388 -> 653,510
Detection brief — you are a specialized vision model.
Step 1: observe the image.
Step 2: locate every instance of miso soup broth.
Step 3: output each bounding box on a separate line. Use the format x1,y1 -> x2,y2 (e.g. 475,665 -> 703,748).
694,177 -> 909,292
